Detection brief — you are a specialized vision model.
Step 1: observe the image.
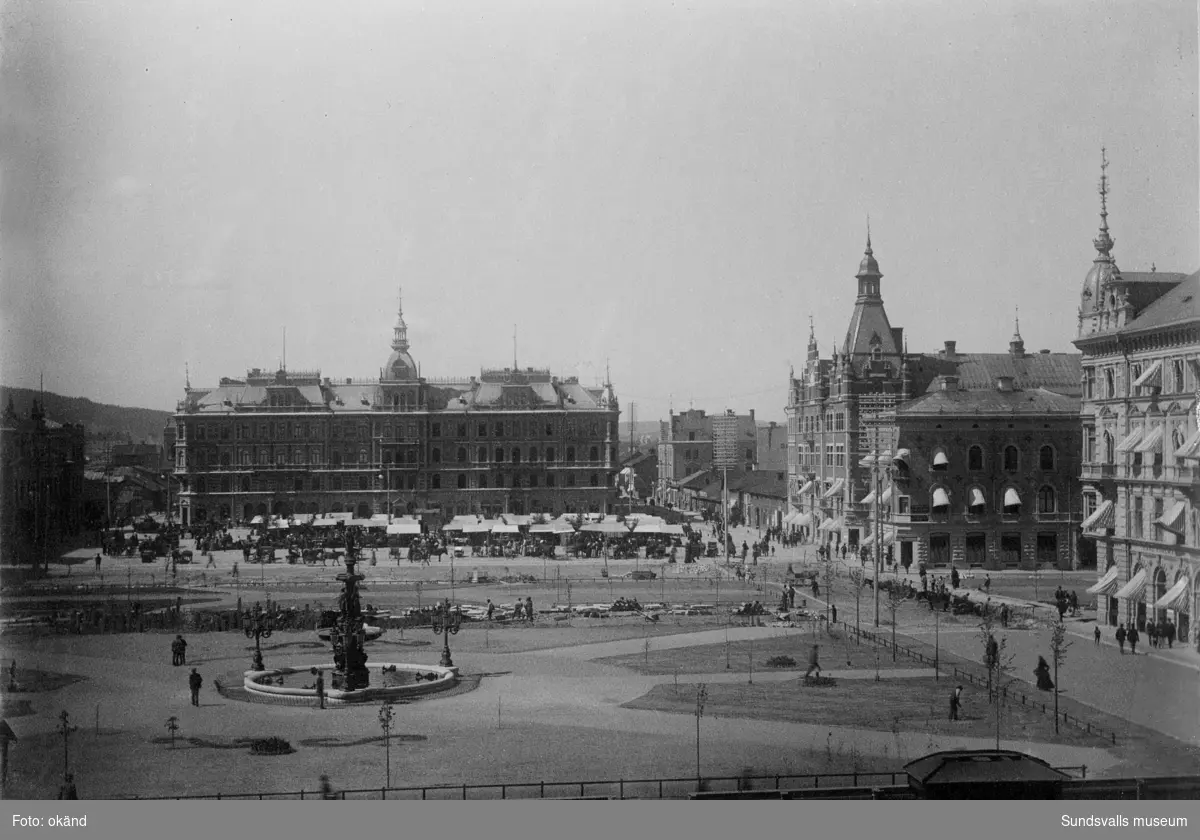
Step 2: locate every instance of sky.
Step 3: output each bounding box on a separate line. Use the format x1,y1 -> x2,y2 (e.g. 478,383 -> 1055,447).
1,0 -> 1196,425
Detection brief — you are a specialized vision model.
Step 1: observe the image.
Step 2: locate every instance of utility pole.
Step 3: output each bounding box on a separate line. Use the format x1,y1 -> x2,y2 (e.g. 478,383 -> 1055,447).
873,425 -> 881,628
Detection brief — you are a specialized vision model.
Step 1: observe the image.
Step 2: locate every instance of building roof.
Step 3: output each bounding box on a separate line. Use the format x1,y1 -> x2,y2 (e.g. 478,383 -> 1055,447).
913,352 -> 1082,397
731,471 -> 787,499
1118,270 -> 1199,334
899,386 -> 1080,416
678,470 -> 712,489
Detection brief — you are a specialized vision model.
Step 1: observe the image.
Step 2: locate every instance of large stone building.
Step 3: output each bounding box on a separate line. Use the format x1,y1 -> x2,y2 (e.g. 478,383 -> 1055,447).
655,408 -> 757,507
1,397 -> 86,567
1075,155 -> 1199,647
172,293 -> 620,525
785,234 -> 1083,570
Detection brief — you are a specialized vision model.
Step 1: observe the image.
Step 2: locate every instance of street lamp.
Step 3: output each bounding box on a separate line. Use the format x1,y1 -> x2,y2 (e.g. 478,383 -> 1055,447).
378,700 -> 395,789
244,601 -> 274,671
378,470 -> 392,521
429,598 -> 462,668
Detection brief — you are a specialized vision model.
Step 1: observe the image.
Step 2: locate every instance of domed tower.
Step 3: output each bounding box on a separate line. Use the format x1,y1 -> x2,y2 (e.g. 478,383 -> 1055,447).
842,225 -> 901,364
383,287 -> 418,381
1078,148 -> 1121,337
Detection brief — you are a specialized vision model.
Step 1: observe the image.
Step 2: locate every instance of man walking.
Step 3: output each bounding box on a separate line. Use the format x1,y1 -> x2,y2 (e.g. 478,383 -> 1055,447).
830,604 -> 837,625
804,644 -> 821,679
1115,623 -> 1126,654
314,668 -> 325,710
1093,625 -> 1101,646
1127,624 -> 1140,655
486,599 -> 495,621
949,685 -> 963,721
188,668 -> 202,706
525,597 -> 534,624
94,554 -> 101,573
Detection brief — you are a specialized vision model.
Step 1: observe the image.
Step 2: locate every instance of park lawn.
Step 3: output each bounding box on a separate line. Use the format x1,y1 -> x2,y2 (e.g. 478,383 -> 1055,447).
622,676 -> 1110,750
598,628 -> 920,675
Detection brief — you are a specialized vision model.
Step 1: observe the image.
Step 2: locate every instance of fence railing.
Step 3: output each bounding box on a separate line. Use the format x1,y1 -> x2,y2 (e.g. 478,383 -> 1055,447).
125,766 -> 1105,801
838,621 -> 1121,745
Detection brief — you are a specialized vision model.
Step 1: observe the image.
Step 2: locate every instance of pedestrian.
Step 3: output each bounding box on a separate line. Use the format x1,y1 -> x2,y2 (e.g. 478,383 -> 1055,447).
206,550 -> 216,569
94,554 -> 101,573
1166,619 -> 1176,649
983,574 -> 991,594
788,585 -> 796,609
58,773 -> 78,800
232,562 -> 239,580
1034,655 -> 1054,691
314,669 -> 325,710
525,597 -> 534,623
512,600 -> 523,621
1147,621 -> 1158,649
1115,623 -> 1126,654
188,668 -> 202,706
831,603 -> 838,625
486,599 -> 495,621
1127,625 -> 1139,655
1093,625 -> 1101,646
949,685 -> 964,721
804,644 -> 821,679
1000,603 -> 1009,628
320,774 -> 335,800
950,567 -> 960,590
1070,591 -> 1079,617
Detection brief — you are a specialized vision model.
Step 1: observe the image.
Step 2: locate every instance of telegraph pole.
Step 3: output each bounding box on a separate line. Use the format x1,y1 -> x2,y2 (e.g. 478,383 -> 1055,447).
873,425 -> 881,628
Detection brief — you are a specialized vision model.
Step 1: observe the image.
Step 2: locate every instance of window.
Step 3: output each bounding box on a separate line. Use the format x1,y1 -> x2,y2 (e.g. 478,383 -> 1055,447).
1152,497 -> 1164,541
512,448 -> 521,464
1104,369 -> 1115,398
458,424 -> 467,438
545,423 -> 553,436
1039,445 -> 1054,471
1083,428 -> 1095,463
494,422 -> 503,437
477,446 -> 487,462
1172,428 -> 1186,463
835,444 -> 845,467
407,450 -> 417,464
528,448 -> 538,463
431,448 -> 441,464
331,451 -> 341,466
547,474 -> 556,487
432,474 -> 441,489
546,447 -> 556,462
358,476 -> 368,491
1103,432 -> 1115,463
745,448 -> 754,461
589,446 -> 599,462
1037,486 -> 1056,514
567,447 -> 576,463
1084,368 -> 1095,400
968,446 -> 983,471
359,449 -> 367,464
457,447 -> 467,463
312,476 -> 321,491
1132,496 -> 1144,539
478,423 -> 487,437
457,474 -> 466,489
1172,359 -> 1186,393
1003,446 -> 1019,472
530,474 -> 538,487
480,475 -> 488,489
590,474 -> 599,487
495,474 -> 504,488
432,423 -> 441,438
567,474 -> 576,487
898,496 -> 910,515
494,447 -> 503,462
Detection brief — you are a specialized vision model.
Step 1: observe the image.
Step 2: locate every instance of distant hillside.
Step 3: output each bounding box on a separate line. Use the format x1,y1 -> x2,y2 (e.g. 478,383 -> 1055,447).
0,386 -> 172,444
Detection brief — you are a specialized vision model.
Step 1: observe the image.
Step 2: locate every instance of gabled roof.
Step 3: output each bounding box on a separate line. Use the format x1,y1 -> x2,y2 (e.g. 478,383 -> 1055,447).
843,301 -> 900,358
731,471 -> 787,499
678,470 -> 712,488
1119,270 -> 1199,334
900,387 -> 1080,416
914,352 -> 1082,397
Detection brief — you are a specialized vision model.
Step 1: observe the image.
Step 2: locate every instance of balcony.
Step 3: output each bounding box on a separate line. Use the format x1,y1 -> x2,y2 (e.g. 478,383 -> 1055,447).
1081,462 -> 1116,480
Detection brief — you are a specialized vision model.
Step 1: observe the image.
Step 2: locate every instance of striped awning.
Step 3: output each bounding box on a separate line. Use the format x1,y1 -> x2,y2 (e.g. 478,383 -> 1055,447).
1081,499 -> 1114,532
931,487 -> 950,508
817,517 -> 842,533
386,521 -> 421,535
1115,428 -> 1144,453
1085,564 -> 1121,596
859,450 -> 892,468
1153,577 -> 1190,612
880,486 -> 894,505
823,479 -> 845,499
798,480 -> 816,495
1155,500 -> 1186,534
1114,569 -> 1147,601
1003,488 -> 1022,509
1133,360 -> 1162,388
791,512 -> 814,529
859,488 -> 877,505
864,527 -> 896,547
1136,426 -> 1164,454
1176,427 -> 1200,460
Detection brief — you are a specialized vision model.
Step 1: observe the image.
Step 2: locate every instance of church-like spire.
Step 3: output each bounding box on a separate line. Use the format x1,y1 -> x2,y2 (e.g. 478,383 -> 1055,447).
807,315 -> 819,361
1093,147 -> 1115,261
855,219 -> 882,300
391,286 -> 410,352
1009,307 -> 1026,358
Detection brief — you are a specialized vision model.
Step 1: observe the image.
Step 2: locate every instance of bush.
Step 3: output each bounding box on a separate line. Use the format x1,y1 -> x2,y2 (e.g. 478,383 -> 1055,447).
765,655 -> 796,668
249,737 -> 295,756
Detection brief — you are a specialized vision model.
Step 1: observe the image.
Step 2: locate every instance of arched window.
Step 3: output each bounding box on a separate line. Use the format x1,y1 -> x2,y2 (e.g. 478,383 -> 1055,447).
431,448 -> 441,464
358,449 -> 367,464
477,446 -> 487,462
1039,445 -> 1055,471
567,446 -> 576,463
589,446 -> 599,462
590,474 -> 599,487
967,446 -> 983,471
1104,369 -> 1115,398
512,448 -> 521,464
546,447 -> 556,462
1038,486 -> 1056,514
494,447 -> 503,462
331,451 -> 342,466
1003,446 -> 1019,472
1103,432 -> 1115,463
407,450 -> 417,464
457,447 -> 467,463
457,474 -> 466,489
431,474 -> 441,489
480,475 -> 488,489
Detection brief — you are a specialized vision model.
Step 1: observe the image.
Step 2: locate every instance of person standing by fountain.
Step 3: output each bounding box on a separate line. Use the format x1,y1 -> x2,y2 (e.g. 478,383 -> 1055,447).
525,597 -> 534,624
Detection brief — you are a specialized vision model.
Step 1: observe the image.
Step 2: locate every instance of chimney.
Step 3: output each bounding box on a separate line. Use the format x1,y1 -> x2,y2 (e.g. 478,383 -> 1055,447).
996,375 -> 1015,392
940,375 -> 959,392
944,341 -> 957,360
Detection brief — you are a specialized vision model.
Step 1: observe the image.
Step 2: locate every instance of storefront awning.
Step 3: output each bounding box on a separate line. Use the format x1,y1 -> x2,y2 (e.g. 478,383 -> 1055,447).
1176,427 -> 1200,461
1135,426 -> 1164,454
492,522 -> 521,534
386,521 -> 421,535
859,451 -> 892,468
822,479 -> 845,499
1133,360 -> 1162,388
858,488 -> 877,505
1155,500 -> 1186,534
969,487 -> 987,508
1153,577 -> 1190,612
1085,564 -> 1121,595
633,522 -> 663,534
1003,488 -> 1022,509
1114,568 -> 1147,601
1081,499 -> 1114,532
1115,427 -> 1144,453
661,524 -> 687,536
782,510 -> 800,525
530,520 -> 576,534
879,486 -> 894,505
931,487 -> 950,508
462,519 -> 497,534
892,449 -> 911,464
581,521 -> 628,534
816,517 -> 836,533
798,480 -> 815,495
933,451 -> 949,467
312,518 -> 337,527
791,512 -> 814,529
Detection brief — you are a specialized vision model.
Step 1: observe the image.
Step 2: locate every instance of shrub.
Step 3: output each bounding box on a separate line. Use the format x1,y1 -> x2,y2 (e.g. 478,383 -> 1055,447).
765,655 -> 797,668
249,737 -> 295,756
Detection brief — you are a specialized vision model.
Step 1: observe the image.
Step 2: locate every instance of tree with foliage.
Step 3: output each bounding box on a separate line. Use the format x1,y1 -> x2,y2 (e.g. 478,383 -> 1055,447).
848,568 -> 865,640
1049,620 -> 1072,734
885,584 -> 907,662
822,558 -> 836,631
977,610 -> 1016,749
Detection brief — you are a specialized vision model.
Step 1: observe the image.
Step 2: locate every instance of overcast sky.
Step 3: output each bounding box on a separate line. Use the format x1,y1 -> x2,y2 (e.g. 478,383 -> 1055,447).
2,0 -> 1196,424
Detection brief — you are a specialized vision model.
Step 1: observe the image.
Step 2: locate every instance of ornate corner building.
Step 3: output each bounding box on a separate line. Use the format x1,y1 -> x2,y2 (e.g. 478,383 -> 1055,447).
786,231 -> 1084,572
172,292 -> 620,525
1074,151 -> 1199,646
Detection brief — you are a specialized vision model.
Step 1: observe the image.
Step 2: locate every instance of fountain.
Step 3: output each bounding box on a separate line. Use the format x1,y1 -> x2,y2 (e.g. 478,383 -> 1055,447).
241,536 -> 460,705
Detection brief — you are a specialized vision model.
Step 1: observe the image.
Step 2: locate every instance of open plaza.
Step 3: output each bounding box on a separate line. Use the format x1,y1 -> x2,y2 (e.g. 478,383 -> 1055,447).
2,522 -> 1197,800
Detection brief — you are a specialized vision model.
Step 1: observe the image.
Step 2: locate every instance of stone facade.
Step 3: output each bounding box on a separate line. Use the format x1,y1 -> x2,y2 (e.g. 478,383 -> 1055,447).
655,408 -> 756,507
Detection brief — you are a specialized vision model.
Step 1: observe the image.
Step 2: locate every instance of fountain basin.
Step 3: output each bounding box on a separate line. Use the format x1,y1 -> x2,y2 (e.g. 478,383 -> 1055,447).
244,662 -> 458,705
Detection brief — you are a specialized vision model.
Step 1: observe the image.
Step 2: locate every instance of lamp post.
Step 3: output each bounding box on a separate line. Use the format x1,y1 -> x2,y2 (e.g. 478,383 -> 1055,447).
58,710 -> 77,782
378,700 -> 395,789
378,470 -> 391,521
430,598 -> 462,668
244,601 -> 274,671
694,683 -> 707,791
